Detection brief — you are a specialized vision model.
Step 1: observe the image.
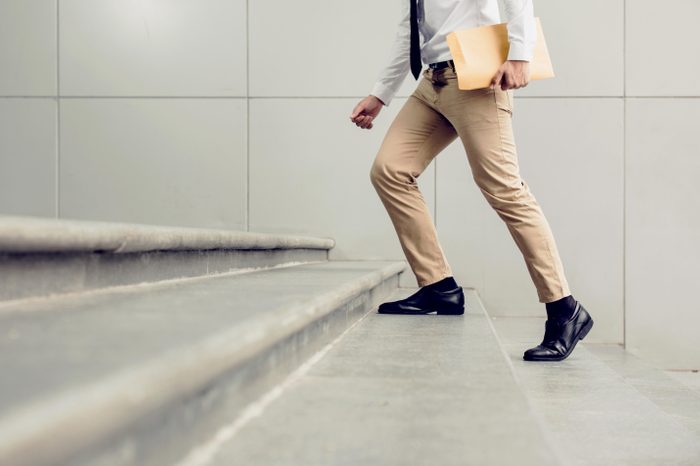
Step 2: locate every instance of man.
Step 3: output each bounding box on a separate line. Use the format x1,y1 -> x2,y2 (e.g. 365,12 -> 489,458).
349,0 -> 593,362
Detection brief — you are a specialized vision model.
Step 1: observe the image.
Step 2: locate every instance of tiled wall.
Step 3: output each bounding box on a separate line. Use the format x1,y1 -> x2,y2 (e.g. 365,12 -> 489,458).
0,0 -> 698,368
0,0 -> 247,229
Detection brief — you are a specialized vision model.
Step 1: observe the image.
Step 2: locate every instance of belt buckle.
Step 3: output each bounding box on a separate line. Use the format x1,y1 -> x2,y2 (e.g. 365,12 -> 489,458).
429,66 -> 448,87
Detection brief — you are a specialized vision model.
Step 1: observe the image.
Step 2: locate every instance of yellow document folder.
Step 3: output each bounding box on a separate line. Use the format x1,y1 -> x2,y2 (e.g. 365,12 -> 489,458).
446,17 -> 555,90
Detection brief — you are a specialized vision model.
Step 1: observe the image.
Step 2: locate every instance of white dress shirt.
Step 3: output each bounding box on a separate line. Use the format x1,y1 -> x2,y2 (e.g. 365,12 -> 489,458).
370,0 -> 536,107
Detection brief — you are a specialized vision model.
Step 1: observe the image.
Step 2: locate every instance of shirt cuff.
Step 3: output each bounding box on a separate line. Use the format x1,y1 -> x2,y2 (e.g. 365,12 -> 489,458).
370,81 -> 397,107
506,40 -> 534,62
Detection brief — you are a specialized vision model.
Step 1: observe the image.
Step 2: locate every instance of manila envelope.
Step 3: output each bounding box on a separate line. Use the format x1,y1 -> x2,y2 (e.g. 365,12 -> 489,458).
446,17 -> 555,90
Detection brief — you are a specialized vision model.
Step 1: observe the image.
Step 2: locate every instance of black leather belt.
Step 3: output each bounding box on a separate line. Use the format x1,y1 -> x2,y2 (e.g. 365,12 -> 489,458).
428,59 -> 455,70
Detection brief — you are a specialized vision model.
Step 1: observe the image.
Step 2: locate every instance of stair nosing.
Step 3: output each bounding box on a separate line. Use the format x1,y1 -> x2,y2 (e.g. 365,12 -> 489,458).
0,215 -> 335,254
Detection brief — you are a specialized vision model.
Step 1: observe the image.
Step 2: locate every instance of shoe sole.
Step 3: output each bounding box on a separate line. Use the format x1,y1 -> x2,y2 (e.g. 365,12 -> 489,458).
377,306 -> 465,316
523,317 -> 594,362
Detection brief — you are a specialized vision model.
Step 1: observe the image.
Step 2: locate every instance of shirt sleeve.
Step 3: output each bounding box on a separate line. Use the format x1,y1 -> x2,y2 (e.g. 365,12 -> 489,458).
369,0 -> 411,107
502,0 -> 537,62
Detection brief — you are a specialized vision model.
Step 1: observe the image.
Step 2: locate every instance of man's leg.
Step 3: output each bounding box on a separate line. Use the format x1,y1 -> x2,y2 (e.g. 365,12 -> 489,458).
437,78 -> 570,303
369,86 -> 458,288
435,66 -> 592,359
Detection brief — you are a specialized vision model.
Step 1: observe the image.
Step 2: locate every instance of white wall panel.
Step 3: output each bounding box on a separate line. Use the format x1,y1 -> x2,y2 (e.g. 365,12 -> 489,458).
249,0 -> 418,99
626,0 -> 700,96
626,98 -> 700,368
0,0 -> 57,95
0,99 -> 57,216
60,98 -> 247,229
60,0 -> 246,96
516,0 -> 624,97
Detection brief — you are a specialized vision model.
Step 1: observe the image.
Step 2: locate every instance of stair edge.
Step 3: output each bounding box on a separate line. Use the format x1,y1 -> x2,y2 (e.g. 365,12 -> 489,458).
0,215 -> 335,253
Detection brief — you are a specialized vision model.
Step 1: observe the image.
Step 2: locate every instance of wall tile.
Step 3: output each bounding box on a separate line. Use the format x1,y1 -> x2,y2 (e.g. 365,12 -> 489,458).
60,0 -> 246,96
516,0 -> 624,97
60,98 -> 247,229
625,98 -> 700,368
0,99 -> 57,216
626,0 -> 700,96
0,0 -> 57,95
249,0 -> 417,99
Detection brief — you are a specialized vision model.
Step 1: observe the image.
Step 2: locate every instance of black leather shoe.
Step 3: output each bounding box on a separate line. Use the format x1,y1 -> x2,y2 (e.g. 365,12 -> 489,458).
523,301 -> 594,361
377,285 -> 465,315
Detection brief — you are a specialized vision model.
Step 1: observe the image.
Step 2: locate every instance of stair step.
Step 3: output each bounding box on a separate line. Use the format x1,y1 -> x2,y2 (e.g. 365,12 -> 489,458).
665,371 -> 700,394
586,344 -> 700,438
178,289 -> 563,466
0,260 -> 406,466
489,316 -> 700,466
0,215 -> 334,303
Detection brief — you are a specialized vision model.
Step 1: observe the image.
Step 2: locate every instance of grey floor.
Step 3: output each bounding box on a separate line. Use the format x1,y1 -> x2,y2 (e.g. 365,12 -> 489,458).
184,288 -> 561,466
665,370 -> 700,392
175,289 -> 700,466
491,315 -> 700,466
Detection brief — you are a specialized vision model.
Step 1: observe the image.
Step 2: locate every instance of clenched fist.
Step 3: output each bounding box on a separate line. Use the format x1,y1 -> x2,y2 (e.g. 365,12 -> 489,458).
350,95 -> 385,130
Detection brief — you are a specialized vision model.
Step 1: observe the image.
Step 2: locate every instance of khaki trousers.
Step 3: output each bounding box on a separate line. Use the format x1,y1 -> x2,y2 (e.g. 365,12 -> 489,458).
369,65 -> 570,303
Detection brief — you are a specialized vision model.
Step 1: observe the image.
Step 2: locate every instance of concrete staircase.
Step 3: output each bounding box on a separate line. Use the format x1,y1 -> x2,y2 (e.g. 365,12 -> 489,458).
1,216 -> 699,466
0,216 -> 406,465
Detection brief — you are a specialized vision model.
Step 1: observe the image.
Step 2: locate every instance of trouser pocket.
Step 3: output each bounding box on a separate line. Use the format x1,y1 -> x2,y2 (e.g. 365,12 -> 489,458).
495,88 -> 513,115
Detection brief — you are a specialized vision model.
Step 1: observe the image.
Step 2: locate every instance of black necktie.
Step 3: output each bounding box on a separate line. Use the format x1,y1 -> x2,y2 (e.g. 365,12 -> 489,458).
410,0 -> 421,80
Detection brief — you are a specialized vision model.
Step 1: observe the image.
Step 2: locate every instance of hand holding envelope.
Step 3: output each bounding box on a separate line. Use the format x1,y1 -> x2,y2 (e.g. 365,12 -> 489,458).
446,17 -> 555,90
489,60 -> 531,90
